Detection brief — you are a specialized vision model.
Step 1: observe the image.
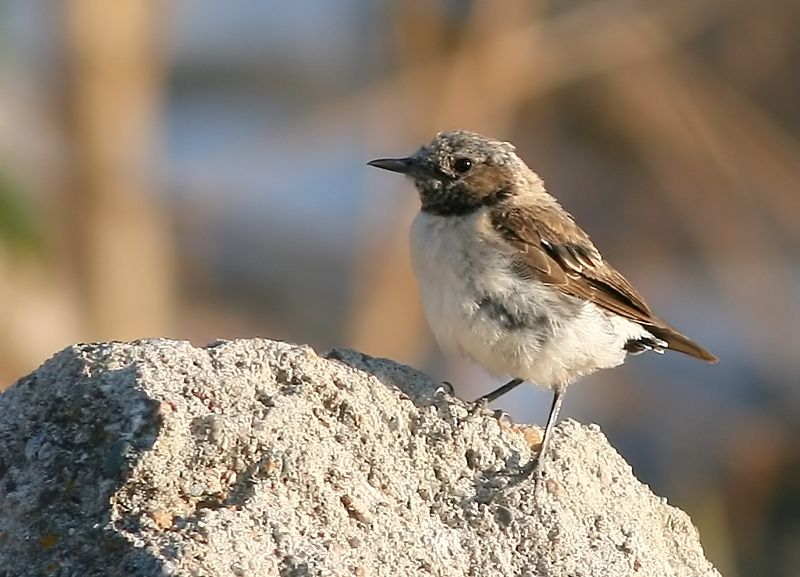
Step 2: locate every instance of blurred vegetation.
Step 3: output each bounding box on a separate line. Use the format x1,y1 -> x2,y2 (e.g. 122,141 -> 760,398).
0,169 -> 42,255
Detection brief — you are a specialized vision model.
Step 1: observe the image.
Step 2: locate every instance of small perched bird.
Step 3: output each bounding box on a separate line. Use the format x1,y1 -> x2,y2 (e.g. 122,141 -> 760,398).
368,130 -> 717,476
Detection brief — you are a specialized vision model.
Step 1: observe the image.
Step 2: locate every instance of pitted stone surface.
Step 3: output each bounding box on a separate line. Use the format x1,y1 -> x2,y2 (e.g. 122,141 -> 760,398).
0,339 -> 720,576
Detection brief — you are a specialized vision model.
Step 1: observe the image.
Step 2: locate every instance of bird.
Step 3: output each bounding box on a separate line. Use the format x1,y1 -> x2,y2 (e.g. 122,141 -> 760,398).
367,130 -> 718,478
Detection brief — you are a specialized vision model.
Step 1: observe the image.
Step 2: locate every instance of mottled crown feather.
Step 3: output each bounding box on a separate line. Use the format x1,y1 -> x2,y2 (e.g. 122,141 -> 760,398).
416,130 -> 518,175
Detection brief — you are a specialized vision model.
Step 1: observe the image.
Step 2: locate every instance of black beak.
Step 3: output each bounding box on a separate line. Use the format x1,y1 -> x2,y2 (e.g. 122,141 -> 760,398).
367,157 -> 417,175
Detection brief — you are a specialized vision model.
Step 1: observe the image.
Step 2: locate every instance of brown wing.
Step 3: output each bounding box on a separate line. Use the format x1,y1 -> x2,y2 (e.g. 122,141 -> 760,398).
490,204 -> 718,363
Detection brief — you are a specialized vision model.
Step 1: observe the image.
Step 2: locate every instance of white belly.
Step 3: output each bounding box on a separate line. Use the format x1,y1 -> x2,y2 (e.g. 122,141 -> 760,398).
409,210 -> 651,388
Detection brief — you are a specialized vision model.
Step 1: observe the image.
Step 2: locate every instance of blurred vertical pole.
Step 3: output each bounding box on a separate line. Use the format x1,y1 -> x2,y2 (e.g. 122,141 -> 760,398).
62,0 -> 174,339
348,0 -> 448,364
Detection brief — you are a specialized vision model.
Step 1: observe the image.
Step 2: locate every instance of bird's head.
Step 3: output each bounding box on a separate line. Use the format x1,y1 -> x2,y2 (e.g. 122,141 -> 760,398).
368,130 -> 537,216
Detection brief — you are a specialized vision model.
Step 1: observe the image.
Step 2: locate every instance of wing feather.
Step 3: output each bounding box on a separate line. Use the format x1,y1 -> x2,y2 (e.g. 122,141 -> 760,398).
489,204 -> 718,363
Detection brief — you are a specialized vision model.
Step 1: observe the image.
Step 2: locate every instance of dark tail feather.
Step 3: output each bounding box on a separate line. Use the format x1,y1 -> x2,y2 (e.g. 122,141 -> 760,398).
649,325 -> 719,363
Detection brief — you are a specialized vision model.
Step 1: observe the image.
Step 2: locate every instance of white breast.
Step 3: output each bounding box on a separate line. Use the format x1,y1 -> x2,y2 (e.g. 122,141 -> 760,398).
409,210 -> 652,388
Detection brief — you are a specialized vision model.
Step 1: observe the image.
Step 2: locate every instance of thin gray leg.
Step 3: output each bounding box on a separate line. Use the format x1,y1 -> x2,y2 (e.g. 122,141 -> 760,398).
532,386 -> 566,479
478,378 -> 524,404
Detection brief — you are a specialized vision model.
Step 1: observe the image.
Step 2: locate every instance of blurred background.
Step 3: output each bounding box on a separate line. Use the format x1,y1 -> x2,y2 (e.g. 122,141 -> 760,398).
1,0 -> 798,574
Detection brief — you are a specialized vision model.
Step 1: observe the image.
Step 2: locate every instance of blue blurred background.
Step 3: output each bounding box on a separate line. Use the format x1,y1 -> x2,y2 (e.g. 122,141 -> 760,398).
1,1 -> 799,574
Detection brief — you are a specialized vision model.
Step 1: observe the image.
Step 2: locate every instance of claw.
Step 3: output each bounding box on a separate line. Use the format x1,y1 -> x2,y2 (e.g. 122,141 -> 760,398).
435,380 -> 454,395
469,395 -> 490,416
492,409 -> 512,424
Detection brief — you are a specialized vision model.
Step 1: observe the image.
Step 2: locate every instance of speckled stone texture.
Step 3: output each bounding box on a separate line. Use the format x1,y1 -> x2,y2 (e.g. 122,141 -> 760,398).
0,339 -> 721,577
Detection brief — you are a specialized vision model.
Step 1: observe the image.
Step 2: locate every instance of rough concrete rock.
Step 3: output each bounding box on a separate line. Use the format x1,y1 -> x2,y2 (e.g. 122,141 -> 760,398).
0,339 -> 720,577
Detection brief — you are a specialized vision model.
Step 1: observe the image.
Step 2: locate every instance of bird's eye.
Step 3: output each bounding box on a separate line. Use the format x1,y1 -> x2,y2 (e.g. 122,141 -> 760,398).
453,157 -> 473,173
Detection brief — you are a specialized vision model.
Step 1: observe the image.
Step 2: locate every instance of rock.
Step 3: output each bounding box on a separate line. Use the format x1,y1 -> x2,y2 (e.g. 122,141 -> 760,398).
0,339 -> 721,577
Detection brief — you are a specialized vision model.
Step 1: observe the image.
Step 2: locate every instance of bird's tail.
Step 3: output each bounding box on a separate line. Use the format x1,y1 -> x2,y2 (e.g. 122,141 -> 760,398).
648,325 -> 719,363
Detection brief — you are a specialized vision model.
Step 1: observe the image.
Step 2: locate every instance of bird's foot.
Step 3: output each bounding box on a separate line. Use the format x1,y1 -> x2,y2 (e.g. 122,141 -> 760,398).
469,396 -> 491,417
531,455 -> 546,482
492,408 -> 513,424
434,380 -> 455,396
523,454 -> 549,498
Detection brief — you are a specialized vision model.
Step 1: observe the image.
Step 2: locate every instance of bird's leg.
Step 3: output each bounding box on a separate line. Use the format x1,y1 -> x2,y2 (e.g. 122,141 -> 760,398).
478,378 -> 524,404
475,379 -> 566,480
531,385 -> 566,479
